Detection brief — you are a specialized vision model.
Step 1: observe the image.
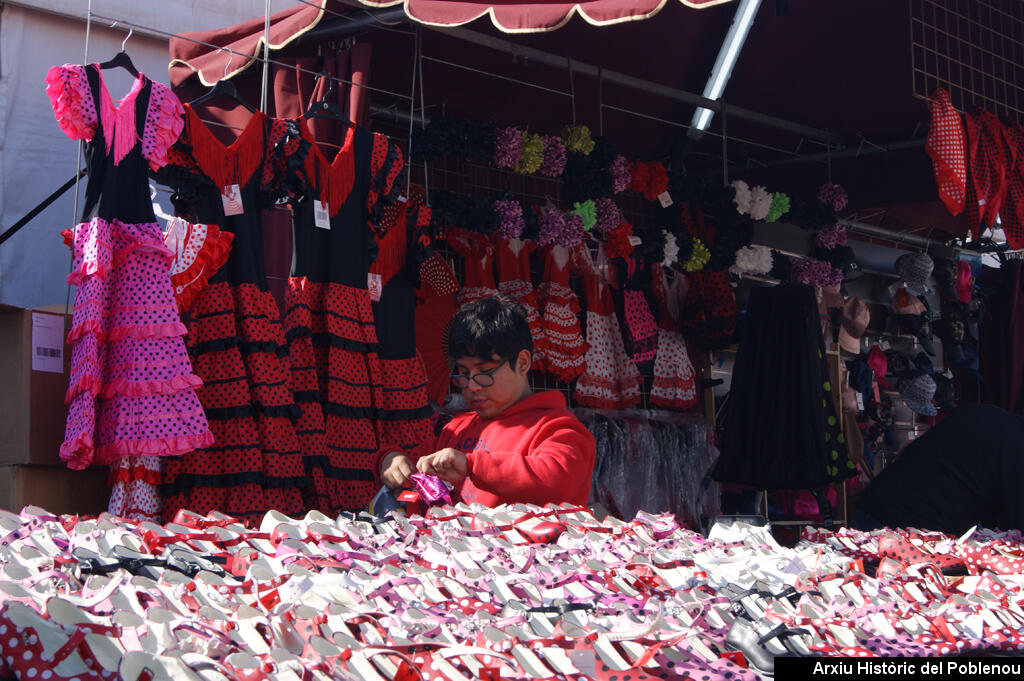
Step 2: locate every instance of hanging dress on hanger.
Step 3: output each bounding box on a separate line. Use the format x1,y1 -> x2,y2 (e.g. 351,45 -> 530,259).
616,257 -> 659,366
649,264 -> 698,410
285,118 -> 406,513
45,63 -> 212,522
492,235 -> 545,368
573,244 -> 641,409
447,227 -> 498,307
415,252 -> 460,406
534,244 -> 588,381
367,185 -> 433,460
157,105 -> 310,523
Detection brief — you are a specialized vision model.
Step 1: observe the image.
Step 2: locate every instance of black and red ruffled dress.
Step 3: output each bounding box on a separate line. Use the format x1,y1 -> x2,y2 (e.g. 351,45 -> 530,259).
370,188 -> 433,458
285,119 -> 407,512
157,106 -> 310,523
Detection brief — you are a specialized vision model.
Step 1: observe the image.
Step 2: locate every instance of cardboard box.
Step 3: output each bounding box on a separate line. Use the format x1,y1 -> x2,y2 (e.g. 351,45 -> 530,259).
0,464 -> 109,516
0,304 -> 72,465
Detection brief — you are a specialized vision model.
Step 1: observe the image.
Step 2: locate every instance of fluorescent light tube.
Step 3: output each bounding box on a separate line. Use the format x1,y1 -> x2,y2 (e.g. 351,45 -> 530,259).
690,0 -> 762,135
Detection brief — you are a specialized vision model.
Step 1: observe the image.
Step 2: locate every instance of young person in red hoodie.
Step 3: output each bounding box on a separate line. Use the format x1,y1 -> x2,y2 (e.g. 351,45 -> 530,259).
378,295 -> 596,507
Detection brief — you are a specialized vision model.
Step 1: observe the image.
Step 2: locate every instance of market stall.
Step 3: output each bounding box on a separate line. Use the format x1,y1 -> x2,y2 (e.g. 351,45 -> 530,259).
9,0 -> 1024,676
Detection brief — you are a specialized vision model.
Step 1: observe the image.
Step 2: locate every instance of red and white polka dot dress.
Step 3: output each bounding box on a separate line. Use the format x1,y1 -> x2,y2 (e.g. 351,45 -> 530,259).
649,264 -> 698,410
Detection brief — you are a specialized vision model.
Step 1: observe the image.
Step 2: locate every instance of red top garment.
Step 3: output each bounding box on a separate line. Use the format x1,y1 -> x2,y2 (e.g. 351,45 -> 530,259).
964,110 -> 1008,238
447,228 -> 498,306
386,390 -> 595,507
925,89 -> 967,217
1000,123 -> 1024,249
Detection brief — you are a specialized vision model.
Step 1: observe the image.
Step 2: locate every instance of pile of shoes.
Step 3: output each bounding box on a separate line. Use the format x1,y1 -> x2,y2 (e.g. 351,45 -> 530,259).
0,505 -> 1021,680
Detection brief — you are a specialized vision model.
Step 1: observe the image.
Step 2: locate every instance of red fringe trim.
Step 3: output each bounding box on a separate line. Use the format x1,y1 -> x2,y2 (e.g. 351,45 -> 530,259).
184,105 -> 266,191
301,119 -> 356,215
368,207 -> 408,286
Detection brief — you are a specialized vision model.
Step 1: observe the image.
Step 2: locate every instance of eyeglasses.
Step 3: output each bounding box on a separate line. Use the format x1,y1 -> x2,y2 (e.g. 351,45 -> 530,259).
450,361 -> 507,389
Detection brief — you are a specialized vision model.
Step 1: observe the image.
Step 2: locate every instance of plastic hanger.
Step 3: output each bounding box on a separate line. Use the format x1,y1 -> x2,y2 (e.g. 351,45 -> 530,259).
189,49 -> 256,113
304,72 -> 349,123
97,24 -> 139,78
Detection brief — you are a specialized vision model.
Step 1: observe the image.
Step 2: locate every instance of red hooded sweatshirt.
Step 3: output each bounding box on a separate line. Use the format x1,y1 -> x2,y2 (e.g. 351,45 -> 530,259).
380,390 -> 595,507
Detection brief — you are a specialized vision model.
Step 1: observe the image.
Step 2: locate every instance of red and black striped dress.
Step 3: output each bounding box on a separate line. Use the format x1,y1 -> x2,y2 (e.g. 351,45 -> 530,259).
286,118 -> 411,513
157,106 -> 310,523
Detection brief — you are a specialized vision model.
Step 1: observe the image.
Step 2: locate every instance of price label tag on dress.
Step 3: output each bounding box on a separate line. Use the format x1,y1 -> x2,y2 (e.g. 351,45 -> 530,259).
221,184 -> 243,216
313,200 -> 331,230
367,272 -> 383,302
657,191 -> 674,208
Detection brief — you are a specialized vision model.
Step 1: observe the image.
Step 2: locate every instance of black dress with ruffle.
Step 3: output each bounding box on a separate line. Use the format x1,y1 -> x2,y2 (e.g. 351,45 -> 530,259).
157,106 -> 310,523
286,119 -> 416,513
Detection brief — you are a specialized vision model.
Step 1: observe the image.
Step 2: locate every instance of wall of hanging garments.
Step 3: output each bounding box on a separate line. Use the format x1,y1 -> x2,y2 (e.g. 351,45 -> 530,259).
576,409 -> 720,529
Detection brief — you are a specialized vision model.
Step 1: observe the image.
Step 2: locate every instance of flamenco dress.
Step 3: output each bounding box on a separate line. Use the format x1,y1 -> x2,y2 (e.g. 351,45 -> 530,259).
415,252 -> 460,406
447,228 -> 498,307
492,235 -> 545,368
534,244 -> 588,381
573,244 -> 641,409
45,63 -> 212,522
157,105 -> 310,523
714,284 -> 855,490
615,257 -> 659,366
285,118 -> 406,512
648,264 -> 698,410
368,185 -> 433,461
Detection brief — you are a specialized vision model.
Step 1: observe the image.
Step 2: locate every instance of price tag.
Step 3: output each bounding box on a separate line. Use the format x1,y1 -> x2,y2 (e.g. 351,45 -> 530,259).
313,200 -> 331,230
221,184 -> 243,216
879,339 -> 891,351
397,194 -> 408,203
627,235 -> 643,247
367,272 -> 383,302
657,191 -> 674,208
856,391 -> 865,411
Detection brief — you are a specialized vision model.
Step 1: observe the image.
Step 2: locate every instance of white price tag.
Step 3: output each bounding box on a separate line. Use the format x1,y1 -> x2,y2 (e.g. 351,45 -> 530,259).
397,194 -> 408,203
627,235 -> 643,247
879,339 -> 891,351
221,184 -> 243,216
856,392 -> 865,411
367,273 -> 383,302
313,200 -> 331,230
657,191 -> 674,208
31,313 -> 64,374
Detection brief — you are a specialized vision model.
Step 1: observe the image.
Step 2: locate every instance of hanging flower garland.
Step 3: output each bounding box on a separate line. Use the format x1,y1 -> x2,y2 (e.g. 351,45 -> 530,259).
818,183 -> 849,212
729,245 -> 774,276
631,161 -> 669,202
494,199 -> 525,240
493,126 -> 523,169
661,230 -> 680,268
514,132 -> 544,175
568,200 -> 597,232
605,222 -> 635,258
765,192 -> 791,223
563,124 -> 595,155
593,197 -> 621,236
791,258 -> 844,287
815,223 -> 848,250
610,155 -> 631,194
681,238 -> 711,272
537,134 -> 567,177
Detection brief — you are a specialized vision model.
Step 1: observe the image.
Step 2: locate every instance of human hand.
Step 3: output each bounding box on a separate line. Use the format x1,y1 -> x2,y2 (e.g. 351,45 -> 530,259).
416,447 -> 468,484
380,451 -> 415,490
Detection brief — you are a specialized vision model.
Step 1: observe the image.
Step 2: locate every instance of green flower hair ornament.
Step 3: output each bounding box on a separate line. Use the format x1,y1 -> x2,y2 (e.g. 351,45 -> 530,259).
569,200 -> 597,232
514,132 -> 544,175
562,124 -> 595,155
765,192 -> 791,223
681,238 -> 711,272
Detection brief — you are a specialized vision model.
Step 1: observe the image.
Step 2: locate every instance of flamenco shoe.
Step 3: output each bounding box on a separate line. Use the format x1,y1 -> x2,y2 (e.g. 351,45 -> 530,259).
120,650 -> 204,681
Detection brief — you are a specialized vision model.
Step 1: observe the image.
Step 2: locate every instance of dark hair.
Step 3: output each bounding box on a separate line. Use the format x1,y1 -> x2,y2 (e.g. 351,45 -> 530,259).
445,294 -> 533,364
